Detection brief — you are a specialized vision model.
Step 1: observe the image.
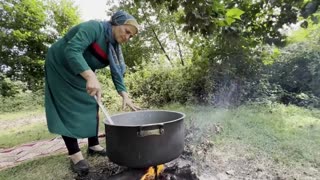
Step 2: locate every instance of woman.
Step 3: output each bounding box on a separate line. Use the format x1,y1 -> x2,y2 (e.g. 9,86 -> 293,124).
44,11 -> 140,175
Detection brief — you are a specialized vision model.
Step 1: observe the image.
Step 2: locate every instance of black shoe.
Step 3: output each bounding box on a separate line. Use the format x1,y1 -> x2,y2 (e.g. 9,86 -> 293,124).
71,159 -> 89,176
87,148 -> 108,156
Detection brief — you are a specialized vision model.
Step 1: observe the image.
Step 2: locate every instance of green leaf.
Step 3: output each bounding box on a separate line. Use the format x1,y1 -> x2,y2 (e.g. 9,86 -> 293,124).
226,17 -> 235,25
268,47 -> 281,63
226,8 -> 245,20
216,19 -> 227,26
272,47 -> 280,57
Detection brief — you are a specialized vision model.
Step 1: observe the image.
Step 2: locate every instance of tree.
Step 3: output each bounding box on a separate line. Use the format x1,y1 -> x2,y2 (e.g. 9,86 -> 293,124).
138,0 -> 320,80
116,0 -> 192,67
115,1 -> 169,68
47,0 -> 80,36
143,0 -> 316,46
0,0 -> 80,90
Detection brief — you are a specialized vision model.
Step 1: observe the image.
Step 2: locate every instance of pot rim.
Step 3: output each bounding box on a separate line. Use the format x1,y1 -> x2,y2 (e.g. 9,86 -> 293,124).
104,110 -> 185,127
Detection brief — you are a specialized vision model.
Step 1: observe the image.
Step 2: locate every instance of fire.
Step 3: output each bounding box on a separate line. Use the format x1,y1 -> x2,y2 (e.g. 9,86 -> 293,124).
140,164 -> 165,180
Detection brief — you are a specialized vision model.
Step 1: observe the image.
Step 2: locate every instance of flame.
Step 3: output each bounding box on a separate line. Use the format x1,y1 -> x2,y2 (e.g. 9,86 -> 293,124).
140,164 -> 165,180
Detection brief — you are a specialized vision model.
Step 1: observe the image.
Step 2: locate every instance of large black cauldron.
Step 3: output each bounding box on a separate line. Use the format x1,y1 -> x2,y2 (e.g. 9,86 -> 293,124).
104,110 -> 185,168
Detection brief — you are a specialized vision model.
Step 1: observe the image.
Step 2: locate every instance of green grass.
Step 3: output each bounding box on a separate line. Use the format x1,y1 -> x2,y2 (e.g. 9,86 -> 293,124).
0,109 -> 44,122
0,153 -> 109,180
0,108 -> 53,148
0,122 -> 106,149
222,104 -> 320,165
0,145 -> 106,180
0,122 -> 56,148
1,103 -> 319,179
0,110 -> 107,148
237,106 -> 310,162
0,154 -> 74,180
164,103 -> 320,165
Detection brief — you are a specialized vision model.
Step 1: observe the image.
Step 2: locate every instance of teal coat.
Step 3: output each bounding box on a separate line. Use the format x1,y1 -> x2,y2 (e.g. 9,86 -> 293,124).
45,20 -> 124,138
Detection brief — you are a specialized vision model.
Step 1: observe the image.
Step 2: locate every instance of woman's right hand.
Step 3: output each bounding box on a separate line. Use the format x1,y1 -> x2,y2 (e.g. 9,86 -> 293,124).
80,70 -> 102,102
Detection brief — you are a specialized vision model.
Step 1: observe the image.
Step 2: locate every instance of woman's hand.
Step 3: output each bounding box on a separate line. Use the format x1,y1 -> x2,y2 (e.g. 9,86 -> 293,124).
80,70 -> 102,102
119,91 -> 141,111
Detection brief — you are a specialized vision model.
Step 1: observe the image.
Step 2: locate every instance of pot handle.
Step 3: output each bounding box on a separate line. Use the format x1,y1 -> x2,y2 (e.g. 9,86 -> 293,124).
137,124 -> 164,137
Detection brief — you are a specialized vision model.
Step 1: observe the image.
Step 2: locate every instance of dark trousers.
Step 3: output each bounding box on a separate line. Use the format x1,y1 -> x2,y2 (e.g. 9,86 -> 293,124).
62,135 -> 99,155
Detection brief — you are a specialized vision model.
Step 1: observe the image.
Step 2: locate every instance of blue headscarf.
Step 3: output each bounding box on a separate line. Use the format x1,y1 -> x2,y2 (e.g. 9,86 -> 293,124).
101,11 -> 138,92
111,10 -> 137,27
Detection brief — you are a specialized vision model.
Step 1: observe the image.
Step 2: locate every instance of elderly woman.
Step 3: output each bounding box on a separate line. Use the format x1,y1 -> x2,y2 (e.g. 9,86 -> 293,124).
44,11 -> 140,175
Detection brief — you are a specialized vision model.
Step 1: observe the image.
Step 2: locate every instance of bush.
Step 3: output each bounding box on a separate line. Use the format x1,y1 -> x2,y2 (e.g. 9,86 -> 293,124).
264,40 -> 320,107
98,60 -> 209,107
0,90 -> 44,113
271,52 -> 320,96
0,73 -> 27,97
96,69 -> 124,112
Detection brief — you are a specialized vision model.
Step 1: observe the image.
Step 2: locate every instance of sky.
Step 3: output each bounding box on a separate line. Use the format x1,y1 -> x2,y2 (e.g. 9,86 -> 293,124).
73,0 -> 113,21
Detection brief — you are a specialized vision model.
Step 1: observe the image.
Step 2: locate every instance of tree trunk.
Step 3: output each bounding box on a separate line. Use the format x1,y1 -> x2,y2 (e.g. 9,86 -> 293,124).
171,23 -> 184,66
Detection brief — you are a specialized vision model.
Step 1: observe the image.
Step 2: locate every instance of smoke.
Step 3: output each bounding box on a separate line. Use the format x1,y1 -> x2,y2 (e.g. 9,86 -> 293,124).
210,79 -> 242,108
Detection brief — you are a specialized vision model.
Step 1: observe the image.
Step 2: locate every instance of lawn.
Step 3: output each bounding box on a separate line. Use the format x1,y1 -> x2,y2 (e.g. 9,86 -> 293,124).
0,103 -> 319,179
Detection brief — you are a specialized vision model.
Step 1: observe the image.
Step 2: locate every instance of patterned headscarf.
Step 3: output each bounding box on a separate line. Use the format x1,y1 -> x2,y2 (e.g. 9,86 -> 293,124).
111,10 -> 139,34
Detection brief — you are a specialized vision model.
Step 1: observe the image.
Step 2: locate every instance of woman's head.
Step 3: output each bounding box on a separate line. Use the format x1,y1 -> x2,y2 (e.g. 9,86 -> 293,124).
111,11 -> 139,44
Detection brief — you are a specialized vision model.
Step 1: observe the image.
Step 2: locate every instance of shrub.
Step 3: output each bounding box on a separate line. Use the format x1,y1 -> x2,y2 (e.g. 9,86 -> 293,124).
0,73 -> 27,97
0,90 -> 44,113
113,61 -> 210,107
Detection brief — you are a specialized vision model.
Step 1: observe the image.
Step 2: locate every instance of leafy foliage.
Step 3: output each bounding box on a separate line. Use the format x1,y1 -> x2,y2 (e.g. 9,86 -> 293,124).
0,0 -> 80,91
96,58 -> 209,108
0,73 -> 27,97
104,0 -> 320,109
0,0 -> 49,90
144,0 -> 316,46
117,0 -> 194,67
1,0 -> 320,109
267,36 -> 320,107
0,90 -> 43,113
47,0 -> 80,36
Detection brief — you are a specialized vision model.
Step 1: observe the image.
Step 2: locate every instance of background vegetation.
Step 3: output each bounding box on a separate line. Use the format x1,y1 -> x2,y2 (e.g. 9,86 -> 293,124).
0,0 -> 320,179
2,0 -> 320,112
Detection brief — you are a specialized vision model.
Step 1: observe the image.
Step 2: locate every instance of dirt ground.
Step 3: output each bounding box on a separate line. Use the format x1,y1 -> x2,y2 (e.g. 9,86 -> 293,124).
71,122 -> 319,180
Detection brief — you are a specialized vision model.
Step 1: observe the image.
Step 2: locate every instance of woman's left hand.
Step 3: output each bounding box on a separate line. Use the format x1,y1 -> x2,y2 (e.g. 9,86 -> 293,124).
119,91 -> 141,111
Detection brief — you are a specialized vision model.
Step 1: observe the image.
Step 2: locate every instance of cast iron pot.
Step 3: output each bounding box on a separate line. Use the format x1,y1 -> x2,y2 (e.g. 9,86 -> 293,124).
104,110 -> 185,168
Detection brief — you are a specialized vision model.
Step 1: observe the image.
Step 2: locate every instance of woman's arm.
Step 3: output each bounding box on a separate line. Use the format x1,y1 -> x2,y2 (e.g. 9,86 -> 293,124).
80,70 -> 101,102
64,21 -> 104,99
64,21 -> 102,75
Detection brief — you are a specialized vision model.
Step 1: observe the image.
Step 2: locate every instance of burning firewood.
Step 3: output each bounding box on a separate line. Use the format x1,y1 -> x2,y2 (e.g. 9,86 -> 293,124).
140,165 -> 165,180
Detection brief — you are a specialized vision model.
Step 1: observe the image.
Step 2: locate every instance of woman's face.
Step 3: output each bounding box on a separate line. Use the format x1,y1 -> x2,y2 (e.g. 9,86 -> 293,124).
113,24 -> 137,44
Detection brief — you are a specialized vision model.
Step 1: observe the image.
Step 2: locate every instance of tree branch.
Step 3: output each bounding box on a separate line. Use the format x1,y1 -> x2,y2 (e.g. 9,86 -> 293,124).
171,23 -> 184,66
142,8 -> 172,65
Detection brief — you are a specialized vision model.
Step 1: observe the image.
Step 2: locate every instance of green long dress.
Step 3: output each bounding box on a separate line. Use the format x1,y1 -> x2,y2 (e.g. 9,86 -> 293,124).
45,20 -> 125,138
